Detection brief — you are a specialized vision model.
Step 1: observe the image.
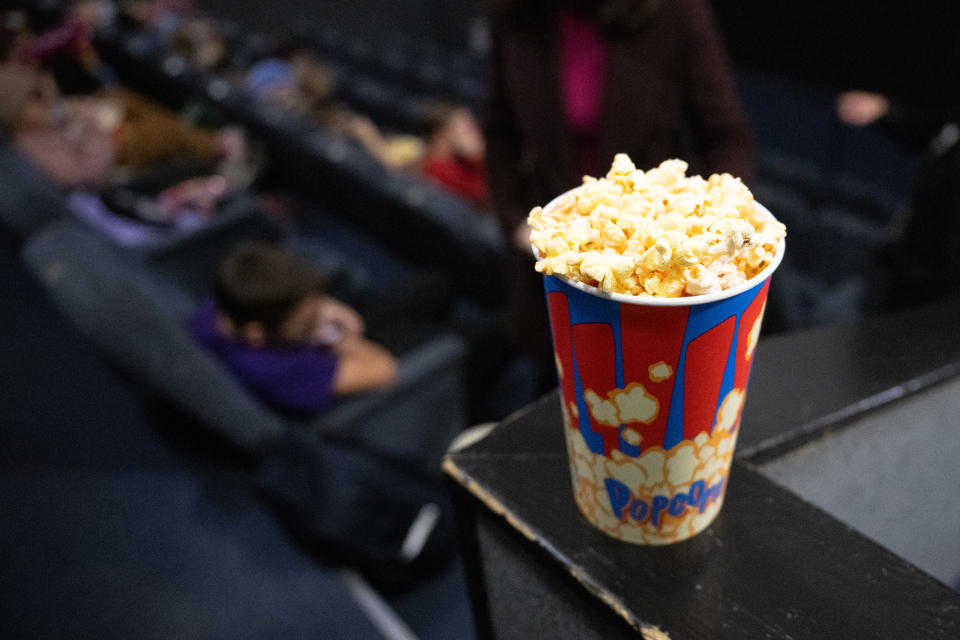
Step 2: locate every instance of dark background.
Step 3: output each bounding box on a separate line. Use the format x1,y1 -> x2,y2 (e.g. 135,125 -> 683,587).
713,0 -> 960,98
202,0 -> 960,100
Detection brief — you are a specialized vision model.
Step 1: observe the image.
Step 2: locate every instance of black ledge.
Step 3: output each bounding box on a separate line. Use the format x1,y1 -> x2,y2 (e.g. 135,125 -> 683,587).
740,294 -> 960,463
445,295 -> 960,640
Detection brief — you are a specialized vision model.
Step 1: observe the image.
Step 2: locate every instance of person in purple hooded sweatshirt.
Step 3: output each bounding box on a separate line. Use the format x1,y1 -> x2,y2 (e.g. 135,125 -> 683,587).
191,241 -> 397,416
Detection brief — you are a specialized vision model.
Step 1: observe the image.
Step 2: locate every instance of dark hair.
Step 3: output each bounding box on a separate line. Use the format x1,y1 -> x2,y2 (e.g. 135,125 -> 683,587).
214,241 -> 324,336
490,0 -> 662,38
419,100 -> 461,138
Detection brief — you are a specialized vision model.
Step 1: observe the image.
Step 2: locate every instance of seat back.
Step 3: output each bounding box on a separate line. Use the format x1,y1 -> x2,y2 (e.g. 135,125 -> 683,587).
0,141 -> 68,240
22,217 -> 287,450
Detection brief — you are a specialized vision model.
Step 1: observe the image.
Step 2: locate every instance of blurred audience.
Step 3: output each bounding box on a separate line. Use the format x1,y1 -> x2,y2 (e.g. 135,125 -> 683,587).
2,3 -> 256,185
166,16 -> 230,72
244,31 -> 336,116
0,61 -> 252,244
1,0 -> 504,416
484,0 -> 756,391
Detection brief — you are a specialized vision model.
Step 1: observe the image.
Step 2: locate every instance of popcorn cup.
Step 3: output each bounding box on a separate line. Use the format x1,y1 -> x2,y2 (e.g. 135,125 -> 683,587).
542,201 -> 784,545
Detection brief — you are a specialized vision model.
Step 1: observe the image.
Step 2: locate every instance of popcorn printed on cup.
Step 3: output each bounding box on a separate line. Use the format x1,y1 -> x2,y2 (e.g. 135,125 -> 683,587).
648,361 -> 673,383
585,383 -> 660,428
565,411 -> 741,544
551,276 -> 771,543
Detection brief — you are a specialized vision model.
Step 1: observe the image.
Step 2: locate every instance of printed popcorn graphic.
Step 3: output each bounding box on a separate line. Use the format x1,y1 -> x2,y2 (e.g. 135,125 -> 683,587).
564,418 -> 738,544
548,271 -> 770,544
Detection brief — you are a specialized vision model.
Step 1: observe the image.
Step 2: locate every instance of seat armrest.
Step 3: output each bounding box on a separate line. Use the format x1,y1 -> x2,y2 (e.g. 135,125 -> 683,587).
313,333 -> 468,471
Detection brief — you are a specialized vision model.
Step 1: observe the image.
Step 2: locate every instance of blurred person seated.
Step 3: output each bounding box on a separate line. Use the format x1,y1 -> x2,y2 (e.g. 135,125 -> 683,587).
244,30 -> 424,170
117,0 -> 233,77
837,88 -> 960,309
97,85 -> 257,185
242,30 -> 340,116
329,106 -> 425,171
14,0 -> 116,94
117,0 -> 196,48
191,241 -> 398,417
166,16 -> 230,73
0,61 -> 115,188
3,1 -> 256,177
0,62 -> 252,243
6,4 -> 255,183
420,101 -> 488,206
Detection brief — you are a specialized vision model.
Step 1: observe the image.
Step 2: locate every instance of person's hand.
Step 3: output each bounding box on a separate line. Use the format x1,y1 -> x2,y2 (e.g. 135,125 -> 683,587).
344,113 -> 391,164
158,175 -> 229,217
836,91 -> 890,126
311,297 -> 364,346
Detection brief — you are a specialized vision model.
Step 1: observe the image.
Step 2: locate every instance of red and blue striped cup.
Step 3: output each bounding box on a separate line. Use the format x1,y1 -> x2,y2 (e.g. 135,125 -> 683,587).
542,201 -> 784,544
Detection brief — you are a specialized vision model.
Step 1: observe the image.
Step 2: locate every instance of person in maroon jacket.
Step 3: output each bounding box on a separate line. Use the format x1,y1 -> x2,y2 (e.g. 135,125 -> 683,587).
484,0 -> 756,391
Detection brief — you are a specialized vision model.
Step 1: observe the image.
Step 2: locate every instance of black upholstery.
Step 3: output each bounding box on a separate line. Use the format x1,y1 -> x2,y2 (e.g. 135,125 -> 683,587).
0,142 -> 68,240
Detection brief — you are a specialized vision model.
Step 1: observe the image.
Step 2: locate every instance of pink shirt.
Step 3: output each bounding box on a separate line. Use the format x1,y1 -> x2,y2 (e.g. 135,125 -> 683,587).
559,11 -> 606,175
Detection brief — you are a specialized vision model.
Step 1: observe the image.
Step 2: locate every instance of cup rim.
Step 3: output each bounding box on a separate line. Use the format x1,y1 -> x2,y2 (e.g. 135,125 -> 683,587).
533,189 -> 786,307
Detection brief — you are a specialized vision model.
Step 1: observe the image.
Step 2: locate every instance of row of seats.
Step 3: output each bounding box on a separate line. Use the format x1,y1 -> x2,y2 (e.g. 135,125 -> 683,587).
93,21 -> 508,308
291,17 -> 484,112
751,170 -> 893,332
1,139 -> 469,471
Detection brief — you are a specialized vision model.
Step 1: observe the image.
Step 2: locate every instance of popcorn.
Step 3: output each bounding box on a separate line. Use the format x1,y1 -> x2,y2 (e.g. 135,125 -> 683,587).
641,238 -> 672,271
531,155 -> 786,296
683,264 -> 722,295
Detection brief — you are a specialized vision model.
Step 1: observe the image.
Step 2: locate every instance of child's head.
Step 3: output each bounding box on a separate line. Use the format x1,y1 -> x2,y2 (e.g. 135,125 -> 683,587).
214,241 -> 325,345
422,102 -> 485,161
